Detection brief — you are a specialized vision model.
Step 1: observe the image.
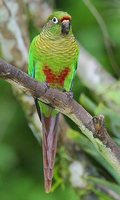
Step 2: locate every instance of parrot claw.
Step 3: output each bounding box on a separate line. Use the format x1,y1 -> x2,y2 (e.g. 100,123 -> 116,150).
63,89 -> 74,99
44,82 -> 50,92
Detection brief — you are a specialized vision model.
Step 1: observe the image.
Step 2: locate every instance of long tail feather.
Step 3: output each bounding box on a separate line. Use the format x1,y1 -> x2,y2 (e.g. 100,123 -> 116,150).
41,113 -> 59,193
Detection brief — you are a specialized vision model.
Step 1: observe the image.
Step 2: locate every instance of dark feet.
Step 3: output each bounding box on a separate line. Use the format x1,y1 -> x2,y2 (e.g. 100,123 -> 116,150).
63,89 -> 74,99
44,82 -> 50,92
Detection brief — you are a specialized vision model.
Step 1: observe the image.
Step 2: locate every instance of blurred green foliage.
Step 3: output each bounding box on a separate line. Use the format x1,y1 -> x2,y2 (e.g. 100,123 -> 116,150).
1,0 -> 120,199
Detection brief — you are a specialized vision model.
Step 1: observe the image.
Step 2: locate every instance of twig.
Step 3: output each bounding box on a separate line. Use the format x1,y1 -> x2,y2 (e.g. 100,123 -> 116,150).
1,59 -> 120,183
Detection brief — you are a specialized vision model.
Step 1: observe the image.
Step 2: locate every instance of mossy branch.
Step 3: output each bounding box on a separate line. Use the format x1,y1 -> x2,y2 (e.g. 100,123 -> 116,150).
1,59 -> 120,182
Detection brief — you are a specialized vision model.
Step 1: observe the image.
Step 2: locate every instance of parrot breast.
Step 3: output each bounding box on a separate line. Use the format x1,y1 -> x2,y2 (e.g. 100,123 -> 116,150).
43,66 -> 70,87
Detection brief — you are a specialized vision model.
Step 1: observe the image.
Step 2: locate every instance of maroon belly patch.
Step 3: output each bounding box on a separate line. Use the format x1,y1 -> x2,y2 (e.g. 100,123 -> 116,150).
43,66 -> 70,86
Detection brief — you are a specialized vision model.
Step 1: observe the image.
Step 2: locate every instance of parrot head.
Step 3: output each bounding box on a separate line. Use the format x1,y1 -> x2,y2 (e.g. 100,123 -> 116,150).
43,11 -> 72,37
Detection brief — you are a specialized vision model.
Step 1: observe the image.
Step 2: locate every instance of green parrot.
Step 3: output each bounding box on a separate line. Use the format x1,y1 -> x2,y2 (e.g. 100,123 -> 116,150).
28,11 -> 79,193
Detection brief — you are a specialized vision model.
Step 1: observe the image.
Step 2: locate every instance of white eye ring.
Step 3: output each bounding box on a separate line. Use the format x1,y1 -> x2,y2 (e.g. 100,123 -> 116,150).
52,17 -> 58,24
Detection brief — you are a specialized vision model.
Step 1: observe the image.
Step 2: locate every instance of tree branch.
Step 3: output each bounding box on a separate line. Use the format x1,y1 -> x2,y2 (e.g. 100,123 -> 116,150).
1,59 -> 120,183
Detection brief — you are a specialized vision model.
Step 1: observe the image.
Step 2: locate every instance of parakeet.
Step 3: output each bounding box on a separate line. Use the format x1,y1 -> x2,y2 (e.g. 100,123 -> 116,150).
28,11 -> 79,193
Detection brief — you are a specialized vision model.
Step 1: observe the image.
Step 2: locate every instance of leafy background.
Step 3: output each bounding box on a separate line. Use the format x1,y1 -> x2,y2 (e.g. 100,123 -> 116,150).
1,0 -> 120,199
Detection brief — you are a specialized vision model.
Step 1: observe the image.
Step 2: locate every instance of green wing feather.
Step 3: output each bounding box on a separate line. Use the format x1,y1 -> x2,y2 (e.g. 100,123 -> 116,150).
28,36 -> 38,77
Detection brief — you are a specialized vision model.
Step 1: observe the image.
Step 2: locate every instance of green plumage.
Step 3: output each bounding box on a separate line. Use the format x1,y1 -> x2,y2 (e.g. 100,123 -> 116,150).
28,11 -> 79,193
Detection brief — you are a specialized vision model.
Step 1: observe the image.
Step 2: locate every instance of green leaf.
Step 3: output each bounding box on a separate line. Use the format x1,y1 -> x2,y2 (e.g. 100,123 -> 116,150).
87,176 -> 120,196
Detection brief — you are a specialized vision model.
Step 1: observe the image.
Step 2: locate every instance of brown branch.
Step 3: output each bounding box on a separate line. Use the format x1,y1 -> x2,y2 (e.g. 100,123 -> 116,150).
1,59 -> 120,181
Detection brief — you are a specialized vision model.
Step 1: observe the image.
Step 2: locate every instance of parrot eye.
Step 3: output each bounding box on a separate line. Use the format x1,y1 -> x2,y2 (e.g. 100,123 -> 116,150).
52,17 -> 58,24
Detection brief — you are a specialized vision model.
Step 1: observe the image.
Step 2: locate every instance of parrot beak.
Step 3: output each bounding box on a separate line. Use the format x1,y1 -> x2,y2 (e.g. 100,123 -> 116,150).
61,20 -> 70,35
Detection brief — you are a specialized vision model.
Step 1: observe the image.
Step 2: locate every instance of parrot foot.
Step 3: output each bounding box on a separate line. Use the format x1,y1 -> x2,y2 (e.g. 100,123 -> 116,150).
63,89 -> 74,99
44,82 -> 50,92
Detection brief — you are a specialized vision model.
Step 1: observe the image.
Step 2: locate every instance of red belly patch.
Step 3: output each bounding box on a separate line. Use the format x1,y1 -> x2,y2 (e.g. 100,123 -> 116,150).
43,66 -> 70,86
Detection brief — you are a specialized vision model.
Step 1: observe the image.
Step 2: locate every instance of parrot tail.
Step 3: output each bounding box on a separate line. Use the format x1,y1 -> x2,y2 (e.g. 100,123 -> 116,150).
41,112 -> 59,193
